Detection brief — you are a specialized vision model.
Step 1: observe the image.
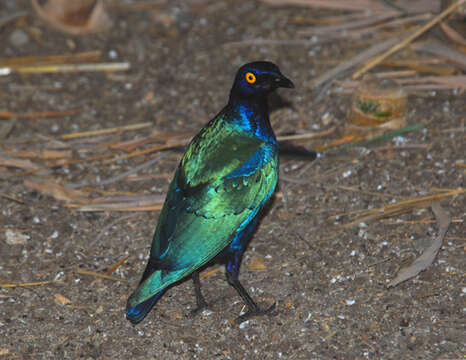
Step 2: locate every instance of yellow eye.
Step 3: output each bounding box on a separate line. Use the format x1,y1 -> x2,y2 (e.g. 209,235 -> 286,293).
245,72 -> 256,84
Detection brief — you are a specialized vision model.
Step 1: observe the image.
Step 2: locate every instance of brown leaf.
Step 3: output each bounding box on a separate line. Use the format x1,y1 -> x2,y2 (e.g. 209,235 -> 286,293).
248,256 -> 267,271
388,203 -> 451,287
55,293 -> 71,306
31,0 -> 112,35
0,119 -> 15,140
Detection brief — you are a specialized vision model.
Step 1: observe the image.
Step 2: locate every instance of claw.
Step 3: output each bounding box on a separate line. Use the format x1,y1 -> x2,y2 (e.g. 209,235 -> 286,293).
234,301 -> 277,324
189,299 -> 208,318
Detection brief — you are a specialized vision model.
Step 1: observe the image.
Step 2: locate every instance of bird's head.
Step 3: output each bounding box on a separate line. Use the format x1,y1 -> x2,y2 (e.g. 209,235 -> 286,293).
231,61 -> 294,99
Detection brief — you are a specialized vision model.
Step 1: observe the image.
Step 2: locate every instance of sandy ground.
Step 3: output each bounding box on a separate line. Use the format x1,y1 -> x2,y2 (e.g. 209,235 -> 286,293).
0,0 -> 464,359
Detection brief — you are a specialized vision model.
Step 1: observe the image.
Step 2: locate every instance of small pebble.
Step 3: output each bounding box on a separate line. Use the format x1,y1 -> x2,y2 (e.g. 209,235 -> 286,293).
9,29 -> 29,47
5,230 -> 30,245
239,320 -> 249,329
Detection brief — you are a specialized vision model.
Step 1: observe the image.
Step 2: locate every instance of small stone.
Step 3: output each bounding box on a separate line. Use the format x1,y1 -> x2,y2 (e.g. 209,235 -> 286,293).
9,29 -> 29,47
5,230 -> 30,245
239,320 -> 249,329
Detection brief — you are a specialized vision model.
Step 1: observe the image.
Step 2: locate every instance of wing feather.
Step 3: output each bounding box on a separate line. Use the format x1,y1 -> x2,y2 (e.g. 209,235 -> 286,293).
149,120 -> 277,274
133,115 -> 278,303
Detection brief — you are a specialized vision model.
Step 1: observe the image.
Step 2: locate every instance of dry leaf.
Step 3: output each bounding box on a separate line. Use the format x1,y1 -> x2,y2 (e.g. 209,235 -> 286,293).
0,119 -> 15,140
248,256 -> 267,271
388,203 -> 451,287
169,311 -> 183,320
32,0 -> 111,35
55,293 -> 71,305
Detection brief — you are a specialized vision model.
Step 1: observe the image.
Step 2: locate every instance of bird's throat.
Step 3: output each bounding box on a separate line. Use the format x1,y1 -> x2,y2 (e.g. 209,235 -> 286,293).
227,96 -> 276,144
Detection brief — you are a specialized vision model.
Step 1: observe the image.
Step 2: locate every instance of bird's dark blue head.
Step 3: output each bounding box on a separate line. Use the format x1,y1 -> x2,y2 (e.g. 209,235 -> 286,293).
230,61 -> 294,100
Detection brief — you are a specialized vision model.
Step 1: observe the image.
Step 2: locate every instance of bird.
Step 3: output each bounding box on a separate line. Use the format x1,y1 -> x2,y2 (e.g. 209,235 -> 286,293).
126,61 -> 294,324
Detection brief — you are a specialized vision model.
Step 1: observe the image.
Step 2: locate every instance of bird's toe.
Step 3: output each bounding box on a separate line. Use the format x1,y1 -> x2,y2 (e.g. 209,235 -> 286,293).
234,301 -> 277,324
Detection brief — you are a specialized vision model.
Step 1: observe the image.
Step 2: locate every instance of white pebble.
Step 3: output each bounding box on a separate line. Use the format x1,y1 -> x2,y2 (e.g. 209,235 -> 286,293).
239,320 -> 249,329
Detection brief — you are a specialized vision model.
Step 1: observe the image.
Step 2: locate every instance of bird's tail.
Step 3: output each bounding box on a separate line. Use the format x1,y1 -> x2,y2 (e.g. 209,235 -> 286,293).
126,289 -> 164,324
126,258 -> 189,324
126,258 -> 164,324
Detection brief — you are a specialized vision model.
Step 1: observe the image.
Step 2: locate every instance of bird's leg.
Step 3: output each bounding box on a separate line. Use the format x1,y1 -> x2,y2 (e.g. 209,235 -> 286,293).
224,215 -> 276,323
226,250 -> 276,324
226,268 -> 276,324
190,270 -> 208,316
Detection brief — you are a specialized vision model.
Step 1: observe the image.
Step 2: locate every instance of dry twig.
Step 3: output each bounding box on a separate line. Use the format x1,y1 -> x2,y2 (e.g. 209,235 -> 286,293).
312,37 -> 399,88
342,188 -> 464,228
0,280 -> 55,288
61,122 -> 151,140
352,0 -> 466,79
76,269 -> 125,282
1,62 -> 130,76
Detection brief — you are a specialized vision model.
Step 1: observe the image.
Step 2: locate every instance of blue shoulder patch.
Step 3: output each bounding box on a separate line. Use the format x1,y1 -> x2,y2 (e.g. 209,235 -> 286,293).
226,146 -> 267,179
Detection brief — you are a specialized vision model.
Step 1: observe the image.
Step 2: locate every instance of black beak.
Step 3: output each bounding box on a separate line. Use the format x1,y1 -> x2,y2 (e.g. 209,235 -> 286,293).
274,73 -> 294,89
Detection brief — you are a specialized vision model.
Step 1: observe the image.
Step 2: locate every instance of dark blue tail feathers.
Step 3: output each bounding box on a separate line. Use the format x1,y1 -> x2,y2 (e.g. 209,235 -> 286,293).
126,289 -> 164,324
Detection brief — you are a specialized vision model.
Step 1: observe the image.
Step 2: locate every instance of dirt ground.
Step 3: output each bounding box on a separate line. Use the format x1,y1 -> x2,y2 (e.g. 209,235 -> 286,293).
0,0 -> 465,359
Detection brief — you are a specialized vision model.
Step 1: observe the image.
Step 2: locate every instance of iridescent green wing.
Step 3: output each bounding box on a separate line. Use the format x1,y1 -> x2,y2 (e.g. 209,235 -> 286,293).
147,119 -> 277,282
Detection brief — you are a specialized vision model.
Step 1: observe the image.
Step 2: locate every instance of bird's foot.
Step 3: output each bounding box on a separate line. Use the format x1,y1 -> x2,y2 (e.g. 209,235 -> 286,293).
189,298 -> 209,318
234,301 -> 277,324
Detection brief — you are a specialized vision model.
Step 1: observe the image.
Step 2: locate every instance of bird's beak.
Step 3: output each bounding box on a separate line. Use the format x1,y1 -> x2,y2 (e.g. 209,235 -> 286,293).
274,73 -> 294,89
